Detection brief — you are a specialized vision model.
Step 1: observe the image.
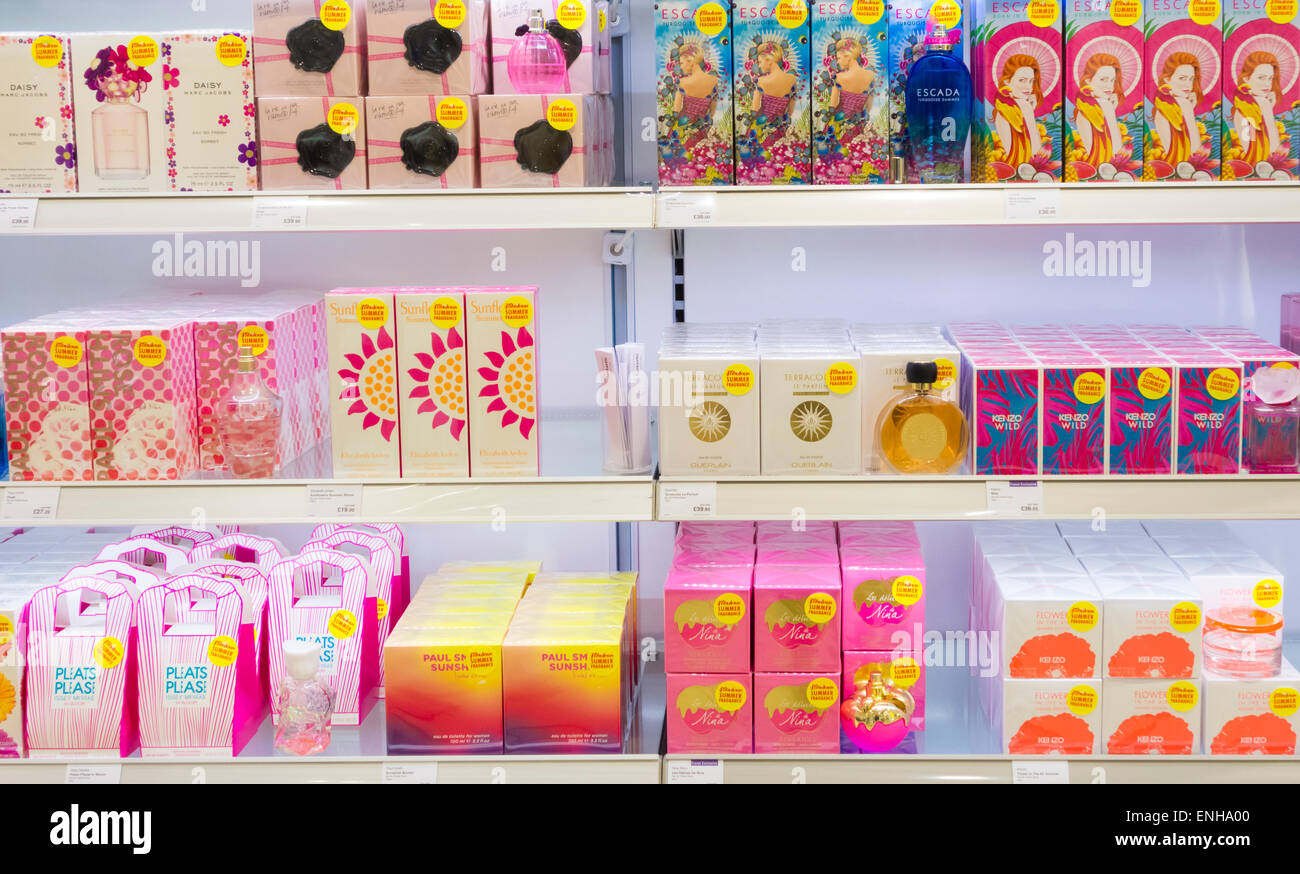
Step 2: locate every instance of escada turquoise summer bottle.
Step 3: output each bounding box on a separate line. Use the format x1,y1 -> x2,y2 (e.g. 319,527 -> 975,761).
904,50 -> 973,183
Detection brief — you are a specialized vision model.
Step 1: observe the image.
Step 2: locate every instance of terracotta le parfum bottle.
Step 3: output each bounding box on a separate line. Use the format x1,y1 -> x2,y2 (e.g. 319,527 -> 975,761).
275,640 -> 334,755
217,345 -> 283,478
878,360 -> 968,474
508,9 -> 568,93
840,671 -> 915,753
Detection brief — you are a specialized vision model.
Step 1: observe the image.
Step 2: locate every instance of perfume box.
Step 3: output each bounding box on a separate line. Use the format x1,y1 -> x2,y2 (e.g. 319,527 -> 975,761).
1101,351 -> 1174,474
252,0 -> 366,97
1103,678 -> 1202,754
666,672 -> 754,754
597,0 -> 613,94
1166,354 -> 1242,474
991,572 -> 1103,679
673,542 -> 757,569
656,350 -> 762,476
367,0 -> 488,95
840,546 -> 926,651
1091,572 -> 1202,679
656,0 -> 734,185
0,589 -> 27,758
753,564 -> 842,673
439,558 -> 542,582
811,2 -> 888,184
733,0 -> 813,185
1203,660 -> 1300,755
1174,556 -> 1283,618
394,289 -> 471,478
0,34 -> 77,193
1065,534 -> 1165,558
843,650 -> 926,730
996,678 -> 1102,755
477,93 -> 593,188
1063,0 -> 1144,182
366,95 -> 478,189
465,287 -> 540,477
70,33 -> 167,193
970,0 -> 1064,183
1039,358 -> 1107,474
257,96 -> 368,189
754,671 -> 840,753
758,349 -> 862,475
1222,0 -> 1300,180
959,347 -> 1042,475
491,0 -> 602,95
325,289 -> 402,478
887,0 -> 964,181
1144,0 -> 1221,180
664,565 -> 753,674
854,338 -> 961,472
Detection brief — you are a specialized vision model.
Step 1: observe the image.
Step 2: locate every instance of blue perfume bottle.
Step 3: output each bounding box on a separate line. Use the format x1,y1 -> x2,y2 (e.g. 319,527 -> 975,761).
904,51 -> 973,184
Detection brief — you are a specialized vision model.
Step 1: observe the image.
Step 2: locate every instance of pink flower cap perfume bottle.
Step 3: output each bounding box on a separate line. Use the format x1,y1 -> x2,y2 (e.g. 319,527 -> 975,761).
274,640 -> 334,756
1244,366 -> 1300,474
86,45 -> 151,180
217,345 -> 284,479
507,9 -> 567,93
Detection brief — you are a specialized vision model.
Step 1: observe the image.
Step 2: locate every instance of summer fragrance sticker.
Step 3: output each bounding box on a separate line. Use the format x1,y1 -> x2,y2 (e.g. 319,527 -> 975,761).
133,336 -> 167,368
377,598 -> 389,621
320,0 -> 353,30
1067,684 -> 1098,715
1189,0 -> 1220,25
128,36 -> 159,68
934,358 -> 957,390
1254,579 -> 1283,609
357,297 -> 390,329
1270,687 -> 1299,718
50,336 -> 83,368
434,0 -> 468,28
1026,0 -> 1059,26
712,592 -> 746,625
207,636 -> 238,667
328,102 -> 361,136
1110,0 -> 1142,26
94,636 -> 125,670
215,34 -> 248,66
1207,367 -> 1240,400
1268,0 -> 1298,22
695,2 -> 729,36
825,362 -> 859,394
892,575 -> 923,607
30,35 -> 63,67
238,325 -> 270,356
723,363 -> 755,395
892,656 -> 921,688
1073,371 -> 1106,405
931,0 -> 962,29
600,7 -> 608,31
1067,601 -> 1099,632
806,677 -> 839,707
715,680 -> 747,712
430,296 -> 463,329
556,0 -> 589,29
436,98 -> 469,129
776,0 -> 809,28
853,0 -> 886,24
0,615 -> 13,647
1169,601 -> 1202,633
328,608 -> 358,639
1138,367 -> 1171,400
501,295 -> 534,328
547,98 -> 579,131
804,592 -> 837,622
1166,680 -> 1199,711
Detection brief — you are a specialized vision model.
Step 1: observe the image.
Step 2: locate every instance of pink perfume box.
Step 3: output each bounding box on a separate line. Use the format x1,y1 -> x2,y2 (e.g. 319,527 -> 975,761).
664,565 -> 752,674
959,347 -> 1042,476
491,0 -> 602,95
840,546 -> 926,651
843,650 -> 925,731
252,0 -> 366,97
755,544 -> 840,567
258,96 -> 368,190
672,543 -> 756,569
366,95 -> 478,189
1169,354 -> 1242,474
367,0 -> 488,95
754,672 -> 840,753
1102,351 -> 1175,475
478,94 -> 593,188
753,565 -> 841,673
0,34 -> 77,193
1040,358 -> 1107,475
666,672 -> 754,754
2,317 -> 95,481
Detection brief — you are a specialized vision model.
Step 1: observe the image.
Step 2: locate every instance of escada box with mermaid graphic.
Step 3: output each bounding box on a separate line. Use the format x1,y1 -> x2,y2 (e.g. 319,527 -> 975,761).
656,0 -> 735,185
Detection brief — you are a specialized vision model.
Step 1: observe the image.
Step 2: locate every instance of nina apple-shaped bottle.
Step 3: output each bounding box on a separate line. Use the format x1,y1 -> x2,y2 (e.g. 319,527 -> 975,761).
275,640 -> 334,755
904,49 -> 973,184
507,9 -> 568,93
217,345 -> 283,479
878,361 -> 968,474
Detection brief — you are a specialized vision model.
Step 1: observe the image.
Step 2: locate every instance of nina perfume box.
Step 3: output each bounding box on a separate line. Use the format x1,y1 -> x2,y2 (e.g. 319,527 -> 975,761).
492,0 -> 602,95
366,95 -> 478,188
326,289 -> 402,478
0,34 -> 77,193
655,0 -> 735,185
733,0 -> 813,185
465,287 -> 540,477
478,93 -> 594,187
664,565 -> 753,674
1103,677 -> 1202,754
258,96 -> 369,189
368,0 -> 489,95
754,564 -> 841,673
1063,0 -> 1144,182
840,546 -> 926,651
252,0 -> 366,97
394,288 -> 470,478
667,672 -> 754,754
754,671 -> 840,753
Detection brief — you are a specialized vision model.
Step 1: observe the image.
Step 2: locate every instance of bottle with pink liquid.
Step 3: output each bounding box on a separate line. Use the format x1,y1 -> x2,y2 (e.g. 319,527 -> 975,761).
217,345 -> 283,478
275,640 -> 334,756
507,9 -> 567,93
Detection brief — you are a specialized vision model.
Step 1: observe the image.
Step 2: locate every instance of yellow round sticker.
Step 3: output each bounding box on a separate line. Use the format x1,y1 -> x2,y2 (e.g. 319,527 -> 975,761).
556,0 -> 588,29
934,357 -> 957,390
715,680 -> 747,712
804,592 -> 837,623
806,677 -> 839,707
207,635 -> 238,667
892,575 -> 923,607
1189,0 -> 1220,24
825,362 -> 859,395
50,336 -> 83,368
215,34 -> 248,67
695,1 -> 729,36
776,0 -> 809,28
320,0 -> 353,30
501,295 -> 535,328
327,101 -> 360,135
1268,0 -> 1298,21
1073,371 -> 1106,405
600,7 -> 608,30
30,35 -> 64,68
238,325 -> 270,356
712,592 -> 746,626
434,0 -> 467,28
1254,579 -> 1283,610
1067,683 -> 1098,715
1110,0 -> 1142,25
547,97 -> 579,132
377,598 -> 389,621
1274,361 -> 1298,369
1138,366 -> 1171,400
723,363 -> 754,396
0,615 -> 12,647
930,0 -> 963,28
1167,680 -> 1199,712
357,297 -> 390,329
1206,367 -> 1240,401
1169,601 -> 1202,633
852,0 -> 886,24
328,609 -> 358,639
94,636 -> 126,670
891,656 -> 921,688
430,296 -> 463,329
133,336 -> 167,368
436,97 -> 469,129
1026,0 -> 1059,26
128,35 -> 159,68
1067,600 -> 1099,632
1270,687 -> 1299,718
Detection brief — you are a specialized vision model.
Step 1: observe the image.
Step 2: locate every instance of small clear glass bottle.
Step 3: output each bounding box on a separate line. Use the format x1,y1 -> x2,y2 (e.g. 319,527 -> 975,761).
507,9 -> 567,93
1243,370 -> 1300,473
275,640 -> 334,756
217,345 -> 283,479
1203,607 -> 1283,678
877,361 -> 968,474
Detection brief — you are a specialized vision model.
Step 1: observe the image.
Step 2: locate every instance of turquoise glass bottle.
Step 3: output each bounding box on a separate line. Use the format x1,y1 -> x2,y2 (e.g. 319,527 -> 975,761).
904,51 -> 973,183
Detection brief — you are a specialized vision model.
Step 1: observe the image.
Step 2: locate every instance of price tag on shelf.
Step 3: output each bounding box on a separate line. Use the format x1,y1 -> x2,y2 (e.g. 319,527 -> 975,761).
381,762 -> 439,784
1011,760 -> 1069,784
252,197 -> 309,229
0,199 -> 38,231
306,484 -> 363,518
666,759 -> 724,784
65,764 -> 123,785
1003,188 -> 1060,222
986,480 -> 1043,516
2,487 -> 60,521
659,483 -> 717,519
659,192 -> 716,227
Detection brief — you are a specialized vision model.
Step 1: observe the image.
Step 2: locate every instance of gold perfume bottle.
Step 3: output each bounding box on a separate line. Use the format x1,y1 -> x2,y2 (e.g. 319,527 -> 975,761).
877,361 -> 968,474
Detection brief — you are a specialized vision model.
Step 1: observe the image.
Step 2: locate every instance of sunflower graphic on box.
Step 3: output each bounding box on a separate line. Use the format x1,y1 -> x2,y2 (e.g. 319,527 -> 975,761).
477,326 -> 537,440
337,325 -> 398,442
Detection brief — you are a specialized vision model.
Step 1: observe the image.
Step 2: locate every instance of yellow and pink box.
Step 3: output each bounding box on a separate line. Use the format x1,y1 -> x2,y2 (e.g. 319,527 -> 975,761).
394,288 -> 471,477
755,672 -> 840,753
754,564 -> 842,673
665,565 -> 752,675
667,672 -> 754,754
465,287 -> 539,477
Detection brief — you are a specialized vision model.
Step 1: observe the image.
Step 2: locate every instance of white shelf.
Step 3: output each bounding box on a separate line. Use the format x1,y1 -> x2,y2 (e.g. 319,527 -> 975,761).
656,475 -> 1300,521
658,182 -> 1300,228
16,188 -> 656,234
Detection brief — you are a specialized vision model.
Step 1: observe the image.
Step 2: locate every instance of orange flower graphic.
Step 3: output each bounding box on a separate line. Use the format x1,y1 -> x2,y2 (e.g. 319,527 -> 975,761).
338,325 -> 398,442
477,326 -> 536,438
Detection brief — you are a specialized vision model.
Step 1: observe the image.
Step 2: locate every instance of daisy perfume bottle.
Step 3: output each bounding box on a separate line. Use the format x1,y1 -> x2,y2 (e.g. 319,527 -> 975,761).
274,640 -> 334,756
877,361 -> 969,473
217,345 -> 283,479
89,59 -> 150,180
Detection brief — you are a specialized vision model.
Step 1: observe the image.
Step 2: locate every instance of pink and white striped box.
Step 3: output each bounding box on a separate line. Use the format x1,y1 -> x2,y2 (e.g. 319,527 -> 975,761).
491,0 -> 601,95
252,0 -> 366,97
477,94 -> 594,188
257,96 -> 369,190
189,532 -> 287,570
268,549 -> 378,726
25,577 -> 140,758
136,575 -> 263,757
366,96 -> 478,189
130,526 -> 214,552
311,523 -> 409,607
96,537 -> 190,573
367,0 -> 489,95
182,560 -> 271,694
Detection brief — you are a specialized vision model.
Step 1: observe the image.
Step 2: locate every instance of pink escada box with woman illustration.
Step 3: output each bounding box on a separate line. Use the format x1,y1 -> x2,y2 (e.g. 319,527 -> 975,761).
1065,0 -> 1145,181
1221,0 -> 1300,180
1144,0 -> 1222,180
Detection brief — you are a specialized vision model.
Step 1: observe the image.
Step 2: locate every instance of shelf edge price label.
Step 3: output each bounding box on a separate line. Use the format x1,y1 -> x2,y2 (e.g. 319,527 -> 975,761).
1003,188 -> 1061,222
985,480 -> 1043,516
659,483 -> 717,519
306,484 -> 363,518
65,764 -> 123,785
252,197 -> 309,229
1011,760 -> 1069,784
381,762 -> 439,784
659,192 -> 717,227
2,487 -> 61,521
0,199 -> 38,232
666,759 -> 724,784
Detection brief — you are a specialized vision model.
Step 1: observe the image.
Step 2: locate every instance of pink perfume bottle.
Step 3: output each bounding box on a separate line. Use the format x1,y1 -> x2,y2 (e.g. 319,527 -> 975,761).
275,640 -> 334,755
90,66 -> 150,180
1243,367 -> 1300,473
507,9 -> 567,93
217,345 -> 283,478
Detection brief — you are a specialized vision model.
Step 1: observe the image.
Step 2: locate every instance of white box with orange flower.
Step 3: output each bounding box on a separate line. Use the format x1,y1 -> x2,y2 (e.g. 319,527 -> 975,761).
327,289 -> 402,478
0,588 -> 27,758
395,289 -> 470,478
465,288 -> 539,477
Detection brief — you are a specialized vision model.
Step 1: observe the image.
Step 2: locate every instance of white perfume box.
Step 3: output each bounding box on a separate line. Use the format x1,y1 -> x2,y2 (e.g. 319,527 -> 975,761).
465,288 -> 539,477
657,351 -> 760,477
0,34 -> 76,193
1203,660 -> 1300,756
1175,556 -> 1284,617
997,678 -> 1102,755
1091,574 -> 1202,679
1102,678 -> 1202,754
991,573 -> 1103,680
759,350 -> 862,476
326,289 -> 402,478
